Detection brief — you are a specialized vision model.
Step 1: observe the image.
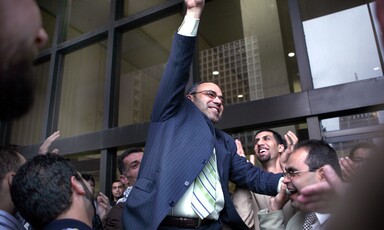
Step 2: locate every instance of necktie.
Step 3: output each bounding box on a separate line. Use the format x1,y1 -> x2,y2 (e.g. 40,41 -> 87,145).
303,212 -> 317,230
191,150 -> 218,219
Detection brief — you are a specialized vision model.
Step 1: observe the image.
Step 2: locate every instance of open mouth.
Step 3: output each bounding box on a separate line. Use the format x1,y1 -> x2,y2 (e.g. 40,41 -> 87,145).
287,188 -> 297,195
258,146 -> 269,154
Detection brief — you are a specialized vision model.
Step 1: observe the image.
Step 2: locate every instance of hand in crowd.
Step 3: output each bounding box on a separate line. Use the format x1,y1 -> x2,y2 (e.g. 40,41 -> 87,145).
39,131 -> 60,155
96,192 -> 112,220
339,157 -> 357,182
235,139 -> 255,165
280,131 -> 298,168
295,165 -> 346,213
268,182 -> 289,212
235,139 -> 246,158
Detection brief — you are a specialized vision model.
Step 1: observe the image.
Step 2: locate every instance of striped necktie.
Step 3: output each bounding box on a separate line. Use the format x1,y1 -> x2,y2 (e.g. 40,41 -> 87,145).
191,149 -> 218,219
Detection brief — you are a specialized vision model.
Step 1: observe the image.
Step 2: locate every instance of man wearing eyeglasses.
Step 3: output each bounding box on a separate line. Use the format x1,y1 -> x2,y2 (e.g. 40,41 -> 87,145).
257,139 -> 342,230
123,0 -> 284,229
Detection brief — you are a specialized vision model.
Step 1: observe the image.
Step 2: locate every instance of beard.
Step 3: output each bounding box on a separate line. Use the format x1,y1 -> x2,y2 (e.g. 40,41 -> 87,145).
257,154 -> 271,164
0,46 -> 35,121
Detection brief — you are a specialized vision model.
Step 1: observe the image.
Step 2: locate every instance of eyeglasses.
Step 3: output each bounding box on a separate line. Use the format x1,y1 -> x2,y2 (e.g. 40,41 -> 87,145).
190,90 -> 225,105
283,169 -> 314,179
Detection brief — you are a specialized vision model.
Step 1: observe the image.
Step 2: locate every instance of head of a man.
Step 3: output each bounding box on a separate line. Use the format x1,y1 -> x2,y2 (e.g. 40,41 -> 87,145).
253,129 -> 286,164
348,142 -> 378,167
111,181 -> 124,200
118,148 -> 144,186
11,153 -> 94,229
0,0 -> 48,121
0,147 -> 26,214
186,82 -> 224,124
283,140 -> 341,210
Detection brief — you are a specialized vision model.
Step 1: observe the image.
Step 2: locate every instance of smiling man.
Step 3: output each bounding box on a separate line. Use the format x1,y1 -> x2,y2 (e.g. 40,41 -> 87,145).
257,139 -> 342,230
122,0 -> 283,229
232,129 -> 297,230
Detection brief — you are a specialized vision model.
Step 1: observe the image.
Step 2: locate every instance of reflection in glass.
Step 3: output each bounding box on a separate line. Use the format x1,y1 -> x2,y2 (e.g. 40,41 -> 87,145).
65,0 -> 110,41
198,0 -> 298,105
118,14 -> 181,126
321,111 -> 384,132
123,0 -> 167,17
303,4 -> 383,88
59,43 -> 107,137
10,62 -> 50,145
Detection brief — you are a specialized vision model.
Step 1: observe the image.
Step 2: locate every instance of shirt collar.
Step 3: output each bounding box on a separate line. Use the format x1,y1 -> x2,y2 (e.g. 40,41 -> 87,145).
315,212 -> 330,225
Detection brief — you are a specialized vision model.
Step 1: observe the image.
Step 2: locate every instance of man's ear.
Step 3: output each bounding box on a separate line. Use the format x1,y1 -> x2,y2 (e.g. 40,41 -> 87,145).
318,167 -> 325,180
71,176 -> 85,195
278,144 -> 285,153
6,172 -> 16,187
186,94 -> 193,100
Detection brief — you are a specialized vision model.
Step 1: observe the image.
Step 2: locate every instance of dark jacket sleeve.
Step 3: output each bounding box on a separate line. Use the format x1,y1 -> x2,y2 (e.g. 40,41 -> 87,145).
102,202 -> 124,230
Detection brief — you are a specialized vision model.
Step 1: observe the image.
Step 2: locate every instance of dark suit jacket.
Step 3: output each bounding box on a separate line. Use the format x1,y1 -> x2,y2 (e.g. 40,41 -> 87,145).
123,33 -> 282,229
102,202 -> 124,230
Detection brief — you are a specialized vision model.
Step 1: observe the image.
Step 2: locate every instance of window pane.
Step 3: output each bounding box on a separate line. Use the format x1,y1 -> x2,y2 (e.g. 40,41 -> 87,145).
123,0 -> 168,17
59,42 -> 107,137
118,14 -> 179,126
302,1 -> 382,88
65,0 -> 110,41
198,0 -> 299,105
321,110 -> 384,157
10,61 -> 50,146
321,111 -> 384,132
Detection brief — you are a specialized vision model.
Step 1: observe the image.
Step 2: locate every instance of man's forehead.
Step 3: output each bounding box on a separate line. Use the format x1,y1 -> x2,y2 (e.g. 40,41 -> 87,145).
255,132 -> 274,139
287,148 -> 308,165
197,83 -> 221,92
125,152 -> 143,161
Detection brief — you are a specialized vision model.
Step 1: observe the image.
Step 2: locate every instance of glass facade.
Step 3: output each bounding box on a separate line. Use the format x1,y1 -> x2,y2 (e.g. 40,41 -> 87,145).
10,62 -> 50,146
4,0 -> 383,195
301,1 -> 382,88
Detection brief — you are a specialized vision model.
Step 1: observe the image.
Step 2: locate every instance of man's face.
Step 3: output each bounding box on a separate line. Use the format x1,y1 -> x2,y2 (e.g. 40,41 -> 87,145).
187,83 -> 224,124
111,181 -> 124,199
351,147 -> 373,167
121,152 -> 143,186
0,0 -> 48,120
283,148 -> 322,210
254,131 -> 284,164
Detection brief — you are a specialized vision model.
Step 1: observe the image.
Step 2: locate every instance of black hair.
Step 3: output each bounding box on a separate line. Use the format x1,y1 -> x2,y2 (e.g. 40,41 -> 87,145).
11,153 -> 83,229
118,147 -> 144,174
295,139 -> 342,178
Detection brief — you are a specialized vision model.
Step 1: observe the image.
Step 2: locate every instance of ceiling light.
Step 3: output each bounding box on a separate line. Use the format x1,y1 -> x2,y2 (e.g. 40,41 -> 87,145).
212,71 -> 219,75
238,94 -> 243,98
288,52 -> 295,57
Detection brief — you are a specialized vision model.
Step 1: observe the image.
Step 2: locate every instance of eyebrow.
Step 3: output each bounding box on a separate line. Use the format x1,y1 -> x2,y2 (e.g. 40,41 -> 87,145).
284,166 -> 298,172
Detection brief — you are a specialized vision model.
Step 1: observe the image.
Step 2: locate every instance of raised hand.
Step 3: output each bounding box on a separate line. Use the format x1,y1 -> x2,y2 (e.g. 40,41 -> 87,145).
97,192 -> 112,220
39,131 -> 60,155
280,131 -> 298,168
185,0 -> 205,19
339,157 -> 356,182
235,139 -> 246,157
